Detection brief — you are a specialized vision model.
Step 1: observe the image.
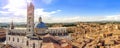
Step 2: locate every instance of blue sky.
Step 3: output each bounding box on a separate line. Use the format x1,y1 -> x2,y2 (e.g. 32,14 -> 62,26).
35,0 -> 120,16
0,0 -> 120,23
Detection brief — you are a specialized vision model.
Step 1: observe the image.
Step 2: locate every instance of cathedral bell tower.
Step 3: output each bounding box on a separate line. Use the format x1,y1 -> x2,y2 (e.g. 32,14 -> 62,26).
27,2 -> 34,36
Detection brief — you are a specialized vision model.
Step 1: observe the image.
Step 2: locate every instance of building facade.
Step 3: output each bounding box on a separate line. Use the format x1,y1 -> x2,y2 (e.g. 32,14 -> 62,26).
6,2 -> 71,48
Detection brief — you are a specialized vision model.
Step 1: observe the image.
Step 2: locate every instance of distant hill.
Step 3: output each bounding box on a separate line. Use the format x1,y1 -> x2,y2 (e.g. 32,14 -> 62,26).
1,21 -> 120,28
0,23 -> 9,28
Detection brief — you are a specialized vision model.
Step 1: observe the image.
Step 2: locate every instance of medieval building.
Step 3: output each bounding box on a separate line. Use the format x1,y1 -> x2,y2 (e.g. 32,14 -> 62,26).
6,2 -> 71,48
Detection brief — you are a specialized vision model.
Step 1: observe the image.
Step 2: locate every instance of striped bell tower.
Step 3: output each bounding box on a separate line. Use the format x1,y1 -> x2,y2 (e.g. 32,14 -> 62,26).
27,2 -> 34,36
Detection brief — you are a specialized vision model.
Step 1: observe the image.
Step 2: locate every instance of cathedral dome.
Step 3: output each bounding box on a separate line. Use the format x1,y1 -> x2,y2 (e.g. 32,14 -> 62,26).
35,22 -> 47,28
35,17 -> 47,28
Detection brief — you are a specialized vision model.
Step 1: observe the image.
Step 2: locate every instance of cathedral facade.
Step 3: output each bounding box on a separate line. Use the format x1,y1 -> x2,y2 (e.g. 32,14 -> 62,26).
6,2 -> 71,48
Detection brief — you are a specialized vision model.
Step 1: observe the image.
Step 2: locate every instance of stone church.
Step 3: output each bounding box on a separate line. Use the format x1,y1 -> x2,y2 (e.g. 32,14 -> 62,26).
6,2 -> 71,48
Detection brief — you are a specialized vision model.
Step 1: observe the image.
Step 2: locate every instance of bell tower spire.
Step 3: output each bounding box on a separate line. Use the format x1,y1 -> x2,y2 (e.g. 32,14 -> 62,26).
10,21 -> 14,29
27,1 -> 34,36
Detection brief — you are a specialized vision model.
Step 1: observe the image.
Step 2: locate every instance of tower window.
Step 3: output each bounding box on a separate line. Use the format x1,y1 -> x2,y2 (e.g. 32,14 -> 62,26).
28,17 -> 31,20
29,29 -> 31,31
29,25 -> 31,27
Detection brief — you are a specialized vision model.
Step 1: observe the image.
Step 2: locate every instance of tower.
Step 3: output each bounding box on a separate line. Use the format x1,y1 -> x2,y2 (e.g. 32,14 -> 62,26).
10,21 -> 14,29
27,2 -> 34,36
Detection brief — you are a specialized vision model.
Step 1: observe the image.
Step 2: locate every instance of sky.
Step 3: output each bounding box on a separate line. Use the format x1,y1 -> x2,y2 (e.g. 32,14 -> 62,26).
0,0 -> 120,23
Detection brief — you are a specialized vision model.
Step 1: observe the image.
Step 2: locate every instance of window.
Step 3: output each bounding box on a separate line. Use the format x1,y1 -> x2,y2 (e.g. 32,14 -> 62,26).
9,37 -> 10,41
26,41 -> 29,46
29,17 -> 31,19
33,43 -> 35,48
29,29 -> 31,32
13,37 -> 14,41
29,25 -> 31,28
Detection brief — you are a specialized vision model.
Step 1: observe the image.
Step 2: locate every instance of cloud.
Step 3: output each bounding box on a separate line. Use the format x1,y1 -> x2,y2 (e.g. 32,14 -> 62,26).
27,0 -> 33,3
45,15 -> 120,23
101,15 -> 120,21
0,17 -> 26,23
0,11 -> 10,14
34,8 -> 61,22
2,0 -> 27,17
0,0 -> 61,23
0,0 -> 120,23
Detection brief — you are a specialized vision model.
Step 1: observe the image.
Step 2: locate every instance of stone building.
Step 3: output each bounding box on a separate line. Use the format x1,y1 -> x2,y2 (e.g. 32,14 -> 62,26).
0,28 -> 6,42
6,2 -> 71,48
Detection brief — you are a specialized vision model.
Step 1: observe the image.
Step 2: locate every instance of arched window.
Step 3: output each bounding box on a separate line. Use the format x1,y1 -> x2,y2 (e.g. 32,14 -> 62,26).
29,17 -> 31,19
29,29 -> 31,32
9,37 -> 10,41
33,43 -> 35,48
13,37 -> 14,41
26,41 -> 29,46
